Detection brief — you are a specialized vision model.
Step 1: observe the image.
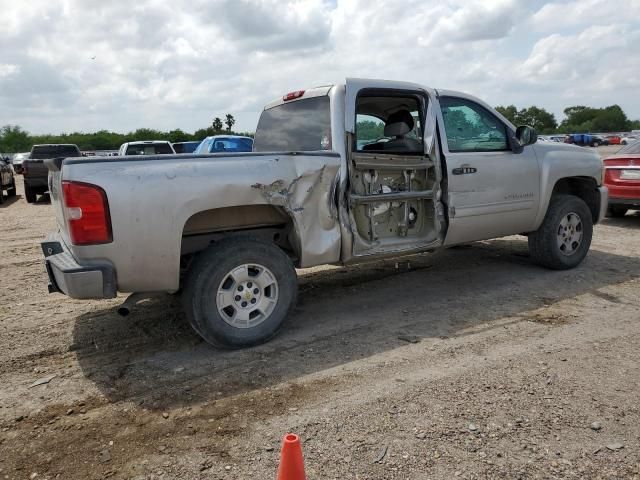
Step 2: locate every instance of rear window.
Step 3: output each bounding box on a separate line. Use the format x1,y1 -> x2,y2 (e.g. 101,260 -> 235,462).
194,137 -> 253,154
173,142 -> 200,154
30,145 -> 80,159
617,140 -> 640,155
126,143 -> 173,155
253,96 -> 331,152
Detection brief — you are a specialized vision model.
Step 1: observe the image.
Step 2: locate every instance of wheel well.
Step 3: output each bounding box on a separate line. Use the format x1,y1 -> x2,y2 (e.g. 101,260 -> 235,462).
180,205 -> 298,259
552,177 -> 600,222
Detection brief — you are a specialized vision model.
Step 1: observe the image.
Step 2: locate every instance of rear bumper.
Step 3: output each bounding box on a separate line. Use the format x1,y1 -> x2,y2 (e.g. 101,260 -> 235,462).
42,233 -> 117,299
609,197 -> 640,208
24,176 -> 48,189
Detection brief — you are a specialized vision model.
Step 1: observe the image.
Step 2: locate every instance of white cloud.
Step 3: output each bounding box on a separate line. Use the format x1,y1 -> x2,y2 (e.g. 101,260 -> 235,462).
0,64 -> 20,78
0,0 -> 639,134
532,0 -> 640,31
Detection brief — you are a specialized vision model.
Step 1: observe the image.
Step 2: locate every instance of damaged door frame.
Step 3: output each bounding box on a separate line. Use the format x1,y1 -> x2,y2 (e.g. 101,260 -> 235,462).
343,79 -> 445,260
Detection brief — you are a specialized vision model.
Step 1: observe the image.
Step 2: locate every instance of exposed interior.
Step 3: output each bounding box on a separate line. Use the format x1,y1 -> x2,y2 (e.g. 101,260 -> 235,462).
348,90 -> 442,256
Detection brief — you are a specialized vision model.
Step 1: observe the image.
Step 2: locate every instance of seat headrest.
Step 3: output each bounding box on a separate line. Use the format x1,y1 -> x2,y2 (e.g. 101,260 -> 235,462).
384,110 -> 415,137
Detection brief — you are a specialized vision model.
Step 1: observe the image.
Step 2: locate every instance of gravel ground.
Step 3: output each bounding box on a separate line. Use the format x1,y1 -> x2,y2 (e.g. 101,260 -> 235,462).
1,153 -> 639,479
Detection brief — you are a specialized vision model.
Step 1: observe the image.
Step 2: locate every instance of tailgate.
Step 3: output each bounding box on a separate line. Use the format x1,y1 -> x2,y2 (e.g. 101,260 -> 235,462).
45,158 -> 68,235
24,160 -> 49,177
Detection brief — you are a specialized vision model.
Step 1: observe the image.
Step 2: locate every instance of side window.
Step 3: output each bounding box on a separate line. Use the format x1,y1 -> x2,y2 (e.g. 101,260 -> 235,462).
355,94 -> 424,153
440,97 -> 510,152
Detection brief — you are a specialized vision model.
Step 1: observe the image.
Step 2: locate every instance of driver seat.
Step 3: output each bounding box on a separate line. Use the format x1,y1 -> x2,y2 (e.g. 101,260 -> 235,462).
382,110 -> 422,152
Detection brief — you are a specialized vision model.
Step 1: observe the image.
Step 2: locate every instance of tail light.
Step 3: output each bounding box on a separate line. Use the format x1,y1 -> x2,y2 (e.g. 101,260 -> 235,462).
283,90 -> 305,101
62,181 -> 112,245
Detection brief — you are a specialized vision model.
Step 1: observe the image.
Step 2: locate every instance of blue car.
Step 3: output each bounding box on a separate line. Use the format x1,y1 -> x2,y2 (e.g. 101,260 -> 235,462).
194,135 -> 254,154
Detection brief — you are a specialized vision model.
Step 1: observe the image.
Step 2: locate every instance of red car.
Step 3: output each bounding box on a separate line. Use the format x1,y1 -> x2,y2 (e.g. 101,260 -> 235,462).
606,135 -> 622,145
603,141 -> 640,217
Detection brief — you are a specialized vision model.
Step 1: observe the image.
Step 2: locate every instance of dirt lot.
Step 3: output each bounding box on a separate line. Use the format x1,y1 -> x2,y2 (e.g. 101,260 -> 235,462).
1,153 -> 639,479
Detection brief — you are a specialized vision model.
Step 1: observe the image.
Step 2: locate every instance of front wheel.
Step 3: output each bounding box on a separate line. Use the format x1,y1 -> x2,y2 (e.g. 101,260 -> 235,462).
528,194 -> 593,270
182,238 -> 298,348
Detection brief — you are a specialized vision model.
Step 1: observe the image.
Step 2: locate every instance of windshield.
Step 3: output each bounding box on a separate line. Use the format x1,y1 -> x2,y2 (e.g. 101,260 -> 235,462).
30,145 -> 80,159
617,140 -> 640,154
254,96 -> 331,152
194,137 -> 253,154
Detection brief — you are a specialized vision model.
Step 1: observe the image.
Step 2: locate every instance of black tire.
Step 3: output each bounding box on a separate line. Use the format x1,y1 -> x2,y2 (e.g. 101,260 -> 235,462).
0,187 -> 4,204
182,238 -> 298,348
7,179 -> 16,197
24,182 -> 37,203
607,206 -> 628,218
528,194 -> 593,270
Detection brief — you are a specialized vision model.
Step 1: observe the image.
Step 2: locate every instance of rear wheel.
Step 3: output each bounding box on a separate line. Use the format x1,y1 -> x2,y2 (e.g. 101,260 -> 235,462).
7,179 -> 16,197
24,182 -> 36,203
182,238 -> 298,348
528,194 -> 593,270
607,206 -> 628,218
0,186 -> 4,204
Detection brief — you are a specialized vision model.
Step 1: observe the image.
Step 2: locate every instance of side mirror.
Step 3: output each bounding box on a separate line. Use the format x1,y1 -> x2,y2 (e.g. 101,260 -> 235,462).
515,125 -> 537,147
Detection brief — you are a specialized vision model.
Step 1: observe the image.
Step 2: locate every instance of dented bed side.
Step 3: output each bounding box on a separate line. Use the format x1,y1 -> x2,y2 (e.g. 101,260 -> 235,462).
56,151 -> 343,293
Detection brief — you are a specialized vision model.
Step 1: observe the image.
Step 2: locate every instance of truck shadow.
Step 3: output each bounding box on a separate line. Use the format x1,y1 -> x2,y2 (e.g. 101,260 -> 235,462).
72,238 -> 640,410
0,195 -> 21,208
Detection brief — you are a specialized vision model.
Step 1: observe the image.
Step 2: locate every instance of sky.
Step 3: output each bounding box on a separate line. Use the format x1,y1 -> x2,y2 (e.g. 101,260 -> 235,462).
1,0 -> 639,135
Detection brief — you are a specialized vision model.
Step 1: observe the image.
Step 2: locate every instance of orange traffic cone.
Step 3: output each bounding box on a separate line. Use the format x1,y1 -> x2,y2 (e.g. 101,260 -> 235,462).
277,433 -> 306,480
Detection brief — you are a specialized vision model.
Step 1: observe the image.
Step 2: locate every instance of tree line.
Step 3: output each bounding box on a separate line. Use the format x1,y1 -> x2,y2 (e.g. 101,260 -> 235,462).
0,114 -> 251,153
2,105 -> 640,154
496,104 -> 640,134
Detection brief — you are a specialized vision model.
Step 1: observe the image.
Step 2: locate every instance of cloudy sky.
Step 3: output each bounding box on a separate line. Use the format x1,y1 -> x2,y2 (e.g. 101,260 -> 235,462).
1,0 -> 639,134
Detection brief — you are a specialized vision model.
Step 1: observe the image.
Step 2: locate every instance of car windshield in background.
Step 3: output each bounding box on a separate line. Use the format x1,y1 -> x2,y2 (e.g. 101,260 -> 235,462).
617,140 -> 640,154
30,146 -> 80,159
126,144 -> 173,155
195,137 -> 253,154
254,96 -> 331,152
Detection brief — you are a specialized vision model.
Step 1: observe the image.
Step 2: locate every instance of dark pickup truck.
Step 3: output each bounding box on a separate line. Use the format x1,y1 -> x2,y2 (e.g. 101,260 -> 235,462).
23,144 -> 81,203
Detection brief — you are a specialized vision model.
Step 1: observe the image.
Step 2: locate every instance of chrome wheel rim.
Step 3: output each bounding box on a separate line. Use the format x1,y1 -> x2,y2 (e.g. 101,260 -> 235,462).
556,212 -> 583,256
216,264 -> 279,328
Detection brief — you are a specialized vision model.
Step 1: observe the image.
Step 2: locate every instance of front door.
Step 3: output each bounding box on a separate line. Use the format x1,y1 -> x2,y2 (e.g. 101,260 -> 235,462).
344,79 -> 444,259
437,95 -> 540,245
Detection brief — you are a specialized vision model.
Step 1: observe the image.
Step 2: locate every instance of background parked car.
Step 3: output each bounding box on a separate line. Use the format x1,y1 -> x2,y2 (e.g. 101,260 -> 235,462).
591,135 -> 609,147
193,135 -> 254,154
10,152 -> 30,174
603,140 -> 640,217
0,156 -> 17,204
172,141 -> 201,154
620,135 -> 638,145
606,135 -> 622,145
23,144 -> 82,203
118,141 -> 175,156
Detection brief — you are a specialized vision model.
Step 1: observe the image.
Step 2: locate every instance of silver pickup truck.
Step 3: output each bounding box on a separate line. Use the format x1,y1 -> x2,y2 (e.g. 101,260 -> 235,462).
42,79 -> 607,348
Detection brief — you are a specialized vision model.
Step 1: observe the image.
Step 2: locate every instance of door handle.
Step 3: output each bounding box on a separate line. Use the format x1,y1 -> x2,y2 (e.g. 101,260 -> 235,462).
452,165 -> 477,175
